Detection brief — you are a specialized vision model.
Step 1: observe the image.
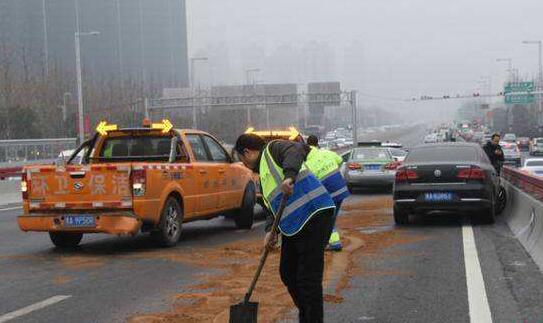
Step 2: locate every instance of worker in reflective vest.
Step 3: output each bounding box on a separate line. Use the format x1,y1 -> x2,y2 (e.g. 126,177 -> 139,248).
307,135 -> 349,251
234,133 -> 335,323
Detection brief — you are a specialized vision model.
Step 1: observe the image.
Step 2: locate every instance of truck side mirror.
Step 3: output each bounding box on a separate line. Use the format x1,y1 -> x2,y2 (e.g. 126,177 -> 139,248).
169,136 -> 179,163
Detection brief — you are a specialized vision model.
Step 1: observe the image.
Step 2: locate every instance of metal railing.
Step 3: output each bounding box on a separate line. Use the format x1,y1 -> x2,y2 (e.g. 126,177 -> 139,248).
0,138 -> 77,164
502,166 -> 543,200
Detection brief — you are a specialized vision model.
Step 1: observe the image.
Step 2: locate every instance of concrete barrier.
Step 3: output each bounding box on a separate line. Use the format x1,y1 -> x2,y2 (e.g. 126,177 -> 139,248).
502,179 -> 543,271
0,180 -> 22,206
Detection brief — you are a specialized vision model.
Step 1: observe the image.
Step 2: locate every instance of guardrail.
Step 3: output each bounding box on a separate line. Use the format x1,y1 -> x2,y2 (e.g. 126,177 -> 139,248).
502,166 -> 543,200
0,166 -> 22,180
501,166 -> 543,272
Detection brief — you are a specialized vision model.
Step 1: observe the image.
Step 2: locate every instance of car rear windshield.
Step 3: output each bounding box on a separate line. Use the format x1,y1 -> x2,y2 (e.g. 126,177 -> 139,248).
526,160 -> 543,167
98,135 -> 186,161
352,148 -> 390,160
405,146 -> 478,163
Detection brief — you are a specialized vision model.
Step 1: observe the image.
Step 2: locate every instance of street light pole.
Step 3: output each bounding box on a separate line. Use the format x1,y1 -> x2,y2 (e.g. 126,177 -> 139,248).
496,58 -> 513,83
245,68 -> 260,127
42,0 -> 49,76
523,40 -> 543,126
190,57 -> 208,129
523,40 -> 543,84
75,31 -> 100,144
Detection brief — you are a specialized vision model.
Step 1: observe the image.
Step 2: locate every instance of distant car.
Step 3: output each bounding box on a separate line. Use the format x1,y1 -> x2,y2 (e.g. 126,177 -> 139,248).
503,133 -> 517,143
340,146 -> 398,191
424,134 -> 438,144
388,148 -> 408,162
482,134 -> 493,145
530,137 -> 543,156
521,158 -> 543,177
516,137 -> 530,151
501,142 -> 521,167
472,132 -> 484,144
58,149 -> 83,164
392,142 -> 502,224
382,142 -> 403,148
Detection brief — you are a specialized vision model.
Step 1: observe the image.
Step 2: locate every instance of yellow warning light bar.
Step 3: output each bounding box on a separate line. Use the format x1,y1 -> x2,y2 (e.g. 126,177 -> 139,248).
96,121 -> 118,136
151,119 -> 173,133
245,127 -> 300,140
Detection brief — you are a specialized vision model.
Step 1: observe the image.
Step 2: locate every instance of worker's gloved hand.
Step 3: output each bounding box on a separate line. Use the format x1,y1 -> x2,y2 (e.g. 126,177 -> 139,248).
264,231 -> 278,250
281,178 -> 294,195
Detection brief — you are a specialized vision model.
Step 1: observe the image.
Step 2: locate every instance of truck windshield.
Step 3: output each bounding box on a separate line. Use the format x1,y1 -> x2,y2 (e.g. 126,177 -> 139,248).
97,135 -> 186,161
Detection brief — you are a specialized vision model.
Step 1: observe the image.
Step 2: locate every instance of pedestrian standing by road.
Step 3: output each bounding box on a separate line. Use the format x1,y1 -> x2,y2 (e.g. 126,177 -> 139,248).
234,133 -> 335,323
306,135 -> 349,251
483,133 -> 505,175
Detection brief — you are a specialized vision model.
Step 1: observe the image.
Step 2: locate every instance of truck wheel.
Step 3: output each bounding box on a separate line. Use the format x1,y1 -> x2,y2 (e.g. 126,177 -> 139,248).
49,232 -> 83,248
234,183 -> 256,229
393,205 -> 409,225
153,197 -> 183,247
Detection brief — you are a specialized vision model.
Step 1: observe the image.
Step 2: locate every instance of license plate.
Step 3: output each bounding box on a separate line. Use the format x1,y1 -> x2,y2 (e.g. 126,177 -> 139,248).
424,192 -> 453,202
364,165 -> 381,171
64,215 -> 96,228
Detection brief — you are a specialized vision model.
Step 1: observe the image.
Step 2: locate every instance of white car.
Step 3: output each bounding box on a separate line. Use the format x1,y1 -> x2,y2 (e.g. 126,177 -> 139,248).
388,148 -> 408,162
521,158 -> 543,177
424,134 -> 438,144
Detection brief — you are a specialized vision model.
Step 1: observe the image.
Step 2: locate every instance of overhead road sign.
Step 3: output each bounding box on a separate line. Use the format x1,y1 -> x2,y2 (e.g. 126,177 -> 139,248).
504,81 -> 535,104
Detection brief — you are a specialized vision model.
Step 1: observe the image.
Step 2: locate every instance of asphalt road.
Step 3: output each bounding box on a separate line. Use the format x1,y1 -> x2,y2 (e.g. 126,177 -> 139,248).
0,205 -> 267,323
323,193 -> 543,322
2,126 -> 543,322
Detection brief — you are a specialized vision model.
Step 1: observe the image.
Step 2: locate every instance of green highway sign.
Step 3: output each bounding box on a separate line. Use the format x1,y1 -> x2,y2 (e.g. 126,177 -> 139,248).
504,81 -> 535,104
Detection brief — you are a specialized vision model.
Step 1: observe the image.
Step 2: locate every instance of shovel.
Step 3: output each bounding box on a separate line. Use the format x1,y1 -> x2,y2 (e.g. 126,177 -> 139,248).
229,194 -> 289,323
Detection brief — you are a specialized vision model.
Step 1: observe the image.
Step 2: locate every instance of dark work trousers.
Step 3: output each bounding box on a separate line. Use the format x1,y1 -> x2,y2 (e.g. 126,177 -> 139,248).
280,208 -> 334,323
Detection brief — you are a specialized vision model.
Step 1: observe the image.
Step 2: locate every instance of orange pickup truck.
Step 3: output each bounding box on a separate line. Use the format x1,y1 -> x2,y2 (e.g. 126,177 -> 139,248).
18,120 -> 256,248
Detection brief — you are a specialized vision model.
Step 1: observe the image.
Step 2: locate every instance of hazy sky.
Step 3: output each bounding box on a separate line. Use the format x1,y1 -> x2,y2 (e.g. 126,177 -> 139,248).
188,0 -> 542,121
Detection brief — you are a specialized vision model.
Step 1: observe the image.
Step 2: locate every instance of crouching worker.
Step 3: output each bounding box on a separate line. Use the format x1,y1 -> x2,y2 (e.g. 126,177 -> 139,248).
234,134 -> 335,323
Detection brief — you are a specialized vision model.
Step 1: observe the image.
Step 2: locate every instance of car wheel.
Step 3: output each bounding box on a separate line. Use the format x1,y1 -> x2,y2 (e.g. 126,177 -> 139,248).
152,196 -> 183,247
495,186 -> 507,215
234,183 -> 256,229
393,205 -> 409,225
49,232 -> 83,248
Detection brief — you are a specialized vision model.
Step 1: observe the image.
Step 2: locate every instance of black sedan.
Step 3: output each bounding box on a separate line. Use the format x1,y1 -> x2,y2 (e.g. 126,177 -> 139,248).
393,142 -> 503,225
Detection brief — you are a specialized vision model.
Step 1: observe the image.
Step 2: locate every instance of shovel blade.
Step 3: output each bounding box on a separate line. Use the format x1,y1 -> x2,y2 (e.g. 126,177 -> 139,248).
229,301 -> 258,323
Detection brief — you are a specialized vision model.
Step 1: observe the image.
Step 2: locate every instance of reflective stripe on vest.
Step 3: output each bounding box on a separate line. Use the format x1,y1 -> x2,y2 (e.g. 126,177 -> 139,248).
260,144 -> 335,236
306,147 -> 350,205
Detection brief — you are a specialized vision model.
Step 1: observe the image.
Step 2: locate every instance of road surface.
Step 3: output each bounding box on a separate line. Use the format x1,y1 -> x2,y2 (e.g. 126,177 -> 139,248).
1,126 -> 543,322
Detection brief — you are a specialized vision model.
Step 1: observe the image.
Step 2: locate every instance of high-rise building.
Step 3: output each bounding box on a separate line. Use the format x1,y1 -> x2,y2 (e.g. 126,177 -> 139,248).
0,0 -> 189,88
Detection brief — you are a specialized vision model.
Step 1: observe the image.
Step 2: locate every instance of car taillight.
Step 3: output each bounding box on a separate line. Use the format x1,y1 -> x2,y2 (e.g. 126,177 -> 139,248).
21,172 -> 29,200
457,166 -> 485,180
384,161 -> 401,170
348,162 -> 362,170
395,168 -> 418,182
131,168 -> 146,196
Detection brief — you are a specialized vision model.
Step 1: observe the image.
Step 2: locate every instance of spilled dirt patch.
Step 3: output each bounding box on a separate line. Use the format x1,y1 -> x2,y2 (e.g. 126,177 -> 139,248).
128,195 -> 429,323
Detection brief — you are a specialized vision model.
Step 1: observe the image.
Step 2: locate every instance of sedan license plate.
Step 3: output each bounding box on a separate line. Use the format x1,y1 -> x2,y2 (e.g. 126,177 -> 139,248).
364,165 -> 381,171
424,192 -> 453,202
64,215 -> 96,228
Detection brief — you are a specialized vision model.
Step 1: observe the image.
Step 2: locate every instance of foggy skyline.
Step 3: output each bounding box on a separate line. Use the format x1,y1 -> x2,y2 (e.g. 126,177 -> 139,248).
188,0 -> 542,120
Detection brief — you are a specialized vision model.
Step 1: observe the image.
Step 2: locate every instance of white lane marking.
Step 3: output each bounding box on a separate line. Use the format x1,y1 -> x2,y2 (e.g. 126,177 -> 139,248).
462,221 -> 493,323
0,295 -> 71,323
0,206 -> 22,212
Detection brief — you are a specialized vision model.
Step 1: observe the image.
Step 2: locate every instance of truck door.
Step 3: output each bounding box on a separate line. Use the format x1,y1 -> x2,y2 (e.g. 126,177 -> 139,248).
185,134 -> 219,213
201,135 -> 237,210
